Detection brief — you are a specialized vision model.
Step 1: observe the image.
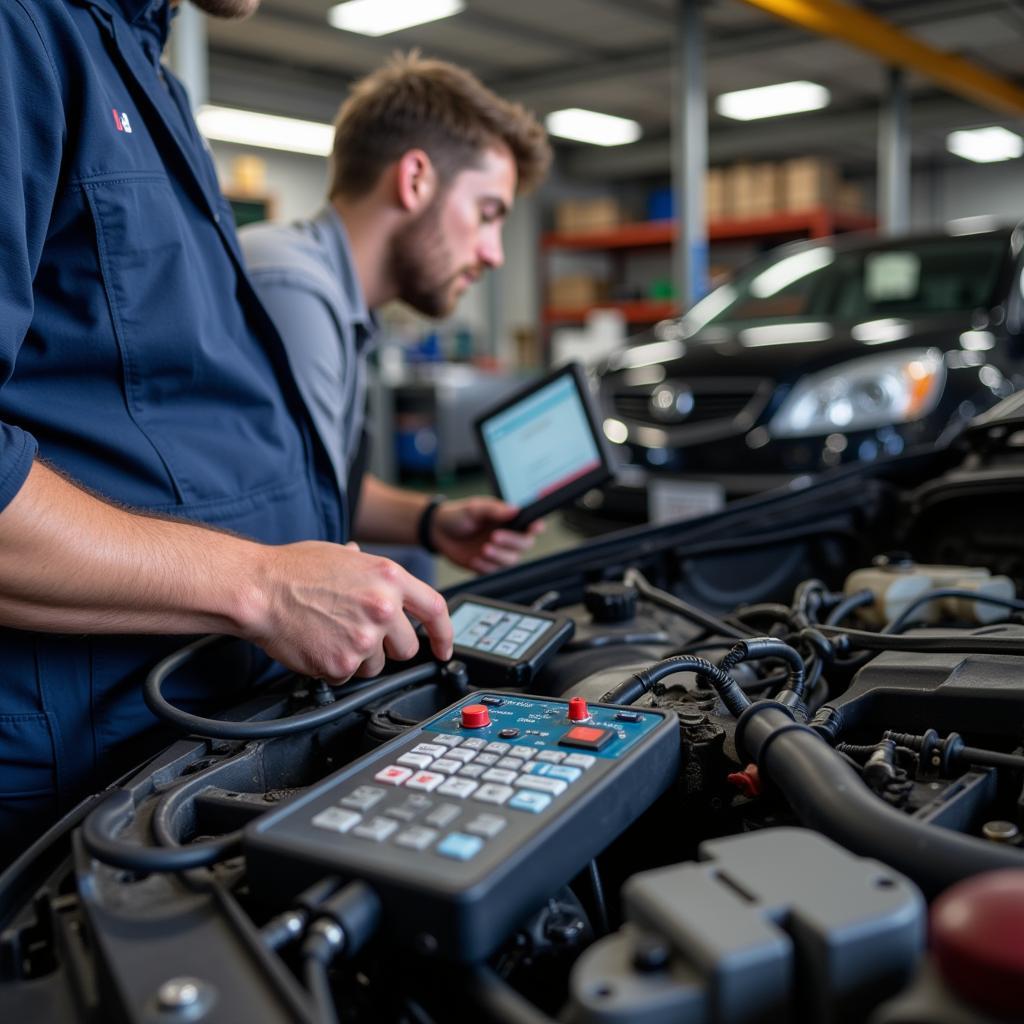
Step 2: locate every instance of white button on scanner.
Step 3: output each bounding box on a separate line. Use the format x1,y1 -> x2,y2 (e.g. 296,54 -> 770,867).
412,743 -> 447,757
398,752 -> 434,770
514,775 -> 567,796
312,807 -> 361,833
473,784 -> 514,805
437,777 -> 479,799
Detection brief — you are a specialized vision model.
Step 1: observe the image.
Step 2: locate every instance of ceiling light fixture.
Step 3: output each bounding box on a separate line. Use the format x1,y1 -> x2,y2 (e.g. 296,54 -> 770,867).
946,126 -> 1024,163
196,105 -> 334,157
545,108 -> 642,147
715,80 -> 830,121
327,0 -> 464,37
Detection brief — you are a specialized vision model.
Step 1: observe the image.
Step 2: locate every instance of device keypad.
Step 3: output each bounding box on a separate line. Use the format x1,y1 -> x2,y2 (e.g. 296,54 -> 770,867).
310,727 -> 596,861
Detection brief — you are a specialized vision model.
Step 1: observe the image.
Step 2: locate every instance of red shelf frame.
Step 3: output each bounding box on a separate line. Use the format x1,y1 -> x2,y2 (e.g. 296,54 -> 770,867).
542,207 -> 876,251
543,300 -> 680,325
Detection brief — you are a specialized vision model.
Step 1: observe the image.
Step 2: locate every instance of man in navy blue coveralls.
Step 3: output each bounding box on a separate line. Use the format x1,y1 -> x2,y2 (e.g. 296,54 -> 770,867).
0,0 -> 453,867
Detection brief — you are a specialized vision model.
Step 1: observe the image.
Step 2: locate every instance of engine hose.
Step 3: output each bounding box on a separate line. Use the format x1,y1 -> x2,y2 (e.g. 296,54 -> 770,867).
144,635 -> 439,740
815,625 -> 1024,657
601,655 -> 750,717
736,701 -> 1024,897
473,966 -> 559,1024
623,567 -> 746,640
720,637 -> 807,706
82,789 -> 242,872
825,588 -> 874,626
884,588 -> 1024,634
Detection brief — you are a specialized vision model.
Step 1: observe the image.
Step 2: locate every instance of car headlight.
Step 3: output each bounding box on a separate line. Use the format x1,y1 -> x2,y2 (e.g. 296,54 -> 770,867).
769,348 -> 946,439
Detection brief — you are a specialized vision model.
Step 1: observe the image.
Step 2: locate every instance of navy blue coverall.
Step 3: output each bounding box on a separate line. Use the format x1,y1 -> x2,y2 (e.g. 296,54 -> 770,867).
0,0 -> 343,860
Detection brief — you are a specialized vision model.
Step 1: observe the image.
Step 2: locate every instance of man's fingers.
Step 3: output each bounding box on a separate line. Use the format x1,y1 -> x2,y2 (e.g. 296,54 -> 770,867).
383,612 -> 421,662
354,649 -> 387,679
489,530 -> 536,552
398,574 -> 453,661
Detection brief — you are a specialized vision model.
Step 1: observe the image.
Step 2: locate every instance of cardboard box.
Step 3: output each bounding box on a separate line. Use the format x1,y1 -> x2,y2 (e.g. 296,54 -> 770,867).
781,156 -> 838,211
706,166 -> 730,221
547,274 -> 606,309
729,162 -> 779,218
555,197 -> 622,233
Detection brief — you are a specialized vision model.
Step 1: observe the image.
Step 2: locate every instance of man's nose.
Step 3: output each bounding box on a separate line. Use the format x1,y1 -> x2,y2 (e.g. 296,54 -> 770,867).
479,228 -> 504,269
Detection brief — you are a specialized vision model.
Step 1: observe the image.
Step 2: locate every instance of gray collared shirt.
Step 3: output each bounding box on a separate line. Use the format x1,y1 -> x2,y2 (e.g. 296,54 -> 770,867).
240,207 -> 377,509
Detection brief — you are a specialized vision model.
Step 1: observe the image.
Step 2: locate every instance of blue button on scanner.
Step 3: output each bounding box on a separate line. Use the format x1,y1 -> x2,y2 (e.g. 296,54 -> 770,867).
437,832 -> 485,861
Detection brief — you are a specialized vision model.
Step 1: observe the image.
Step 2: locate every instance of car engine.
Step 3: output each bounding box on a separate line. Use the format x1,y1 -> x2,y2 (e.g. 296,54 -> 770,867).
2,395 -> 1024,1024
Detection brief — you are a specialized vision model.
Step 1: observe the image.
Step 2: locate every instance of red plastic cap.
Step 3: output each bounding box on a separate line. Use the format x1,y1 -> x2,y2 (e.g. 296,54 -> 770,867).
931,868 -> 1024,1016
568,697 -> 590,722
461,704 -> 491,729
726,764 -> 762,799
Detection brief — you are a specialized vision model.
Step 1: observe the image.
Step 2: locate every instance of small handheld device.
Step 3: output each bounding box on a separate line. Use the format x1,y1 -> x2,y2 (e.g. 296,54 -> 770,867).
449,594 -> 574,686
475,362 -> 614,531
244,692 -> 679,961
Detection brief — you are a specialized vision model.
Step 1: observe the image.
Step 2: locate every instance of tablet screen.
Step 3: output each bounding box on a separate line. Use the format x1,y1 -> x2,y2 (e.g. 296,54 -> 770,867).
480,372 -> 604,509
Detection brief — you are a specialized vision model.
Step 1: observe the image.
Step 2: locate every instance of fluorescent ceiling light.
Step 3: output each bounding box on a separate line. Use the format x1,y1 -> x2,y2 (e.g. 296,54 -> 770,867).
851,318 -> 913,345
946,126 -> 1023,163
545,108 -> 642,147
196,105 -> 333,157
327,0 -> 464,36
716,81 -> 830,121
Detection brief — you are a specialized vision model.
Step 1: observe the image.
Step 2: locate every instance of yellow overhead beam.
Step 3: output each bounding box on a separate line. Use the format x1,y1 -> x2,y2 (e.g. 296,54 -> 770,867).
737,0 -> 1024,117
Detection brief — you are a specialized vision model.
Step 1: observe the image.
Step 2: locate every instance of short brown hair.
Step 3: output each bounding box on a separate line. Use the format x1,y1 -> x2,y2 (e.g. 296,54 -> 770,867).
328,52 -> 551,199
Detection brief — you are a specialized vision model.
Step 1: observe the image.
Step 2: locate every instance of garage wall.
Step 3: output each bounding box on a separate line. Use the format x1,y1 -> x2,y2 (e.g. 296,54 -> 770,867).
911,159 -> 1024,228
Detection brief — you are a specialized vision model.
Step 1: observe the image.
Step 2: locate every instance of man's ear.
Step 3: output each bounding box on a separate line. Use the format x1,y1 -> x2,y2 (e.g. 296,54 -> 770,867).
395,149 -> 437,213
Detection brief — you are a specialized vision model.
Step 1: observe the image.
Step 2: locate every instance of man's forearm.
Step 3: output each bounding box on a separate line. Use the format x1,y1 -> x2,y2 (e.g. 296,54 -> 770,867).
351,474 -> 431,545
0,460 -> 265,636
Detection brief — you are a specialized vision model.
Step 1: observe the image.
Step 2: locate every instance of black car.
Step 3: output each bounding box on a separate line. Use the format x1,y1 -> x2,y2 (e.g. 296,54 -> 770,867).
573,223 -> 1024,532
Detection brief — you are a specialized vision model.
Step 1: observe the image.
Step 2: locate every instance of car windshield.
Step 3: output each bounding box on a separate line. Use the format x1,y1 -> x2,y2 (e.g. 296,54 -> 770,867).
686,235 -> 1008,329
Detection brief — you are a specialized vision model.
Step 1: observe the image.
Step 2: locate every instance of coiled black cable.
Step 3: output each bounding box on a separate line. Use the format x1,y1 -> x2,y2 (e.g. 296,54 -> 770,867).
82,788 -> 242,872
601,654 -> 750,716
144,634 -> 439,740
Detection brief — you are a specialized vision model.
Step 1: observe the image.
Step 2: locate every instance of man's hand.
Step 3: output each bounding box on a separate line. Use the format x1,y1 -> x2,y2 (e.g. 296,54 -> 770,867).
430,497 -> 544,574
247,541 -> 453,683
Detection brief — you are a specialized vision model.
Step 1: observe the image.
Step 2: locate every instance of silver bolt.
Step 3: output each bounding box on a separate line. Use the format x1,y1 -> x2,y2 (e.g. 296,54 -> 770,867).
157,978 -> 202,1011
982,820 -> 1020,843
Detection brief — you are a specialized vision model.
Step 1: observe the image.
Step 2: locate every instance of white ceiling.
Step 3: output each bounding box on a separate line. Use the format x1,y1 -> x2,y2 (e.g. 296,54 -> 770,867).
202,0 -> 1024,177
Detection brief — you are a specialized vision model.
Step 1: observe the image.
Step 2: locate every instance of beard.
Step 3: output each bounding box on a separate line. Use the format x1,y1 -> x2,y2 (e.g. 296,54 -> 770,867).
188,0 -> 260,18
389,198 -> 475,319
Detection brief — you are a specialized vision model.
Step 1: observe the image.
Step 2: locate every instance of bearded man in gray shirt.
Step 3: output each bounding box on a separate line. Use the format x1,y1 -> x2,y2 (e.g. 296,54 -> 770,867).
241,52 -> 551,574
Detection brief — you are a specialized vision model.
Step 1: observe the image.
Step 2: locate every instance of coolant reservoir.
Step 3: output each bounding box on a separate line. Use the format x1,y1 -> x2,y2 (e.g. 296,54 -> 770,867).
844,561 -> 1015,629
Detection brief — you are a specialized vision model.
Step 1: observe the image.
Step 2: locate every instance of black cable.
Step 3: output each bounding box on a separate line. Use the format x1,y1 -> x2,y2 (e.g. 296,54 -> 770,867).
824,588 -> 874,626
623,567 -> 746,640
587,860 -> 610,935
719,637 -> 807,704
884,588 -> 1024,634
82,789 -> 241,872
304,953 -> 340,1024
816,625 -> 1024,657
144,636 -> 439,739
602,654 -> 750,716
530,590 -> 561,610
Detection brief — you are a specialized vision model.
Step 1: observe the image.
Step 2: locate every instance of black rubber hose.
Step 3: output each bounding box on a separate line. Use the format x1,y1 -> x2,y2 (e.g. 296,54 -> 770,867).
623,568 -> 746,640
824,588 -> 874,626
144,636 -> 439,739
601,655 -> 750,716
82,789 -> 241,872
815,625 -> 1024,657
720,637 -> 806,702
884,588 -> 1024,634
737,702 -> 1024,896
303,954 -> 340,1024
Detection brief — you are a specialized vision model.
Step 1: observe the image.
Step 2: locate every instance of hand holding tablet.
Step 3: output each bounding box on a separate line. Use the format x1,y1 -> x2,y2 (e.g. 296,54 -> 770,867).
475,363 -> 614,531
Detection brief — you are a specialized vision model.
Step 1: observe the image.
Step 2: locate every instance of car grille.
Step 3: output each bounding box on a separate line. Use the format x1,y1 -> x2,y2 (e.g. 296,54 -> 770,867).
609,377 -> 772,433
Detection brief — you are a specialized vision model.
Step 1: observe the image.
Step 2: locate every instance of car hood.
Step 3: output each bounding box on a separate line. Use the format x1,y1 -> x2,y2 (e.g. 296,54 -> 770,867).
605,312 -> 979,382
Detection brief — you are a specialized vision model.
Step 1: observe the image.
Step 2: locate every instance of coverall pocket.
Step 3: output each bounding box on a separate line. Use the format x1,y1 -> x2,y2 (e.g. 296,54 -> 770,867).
0,712 -> 60,862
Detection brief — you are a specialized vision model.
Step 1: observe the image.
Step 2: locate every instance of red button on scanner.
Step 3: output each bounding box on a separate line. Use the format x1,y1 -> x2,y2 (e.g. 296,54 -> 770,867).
461,704 -> 491,729
567,697 -> 590,722
560,725 -> 613,751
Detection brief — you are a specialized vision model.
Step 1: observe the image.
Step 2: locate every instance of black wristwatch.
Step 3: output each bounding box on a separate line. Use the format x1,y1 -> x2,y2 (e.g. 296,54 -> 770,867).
416,494 -> 446,554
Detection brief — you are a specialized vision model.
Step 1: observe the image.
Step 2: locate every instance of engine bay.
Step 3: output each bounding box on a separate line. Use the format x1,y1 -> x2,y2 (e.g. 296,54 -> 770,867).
3,396 -> 1024,1024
